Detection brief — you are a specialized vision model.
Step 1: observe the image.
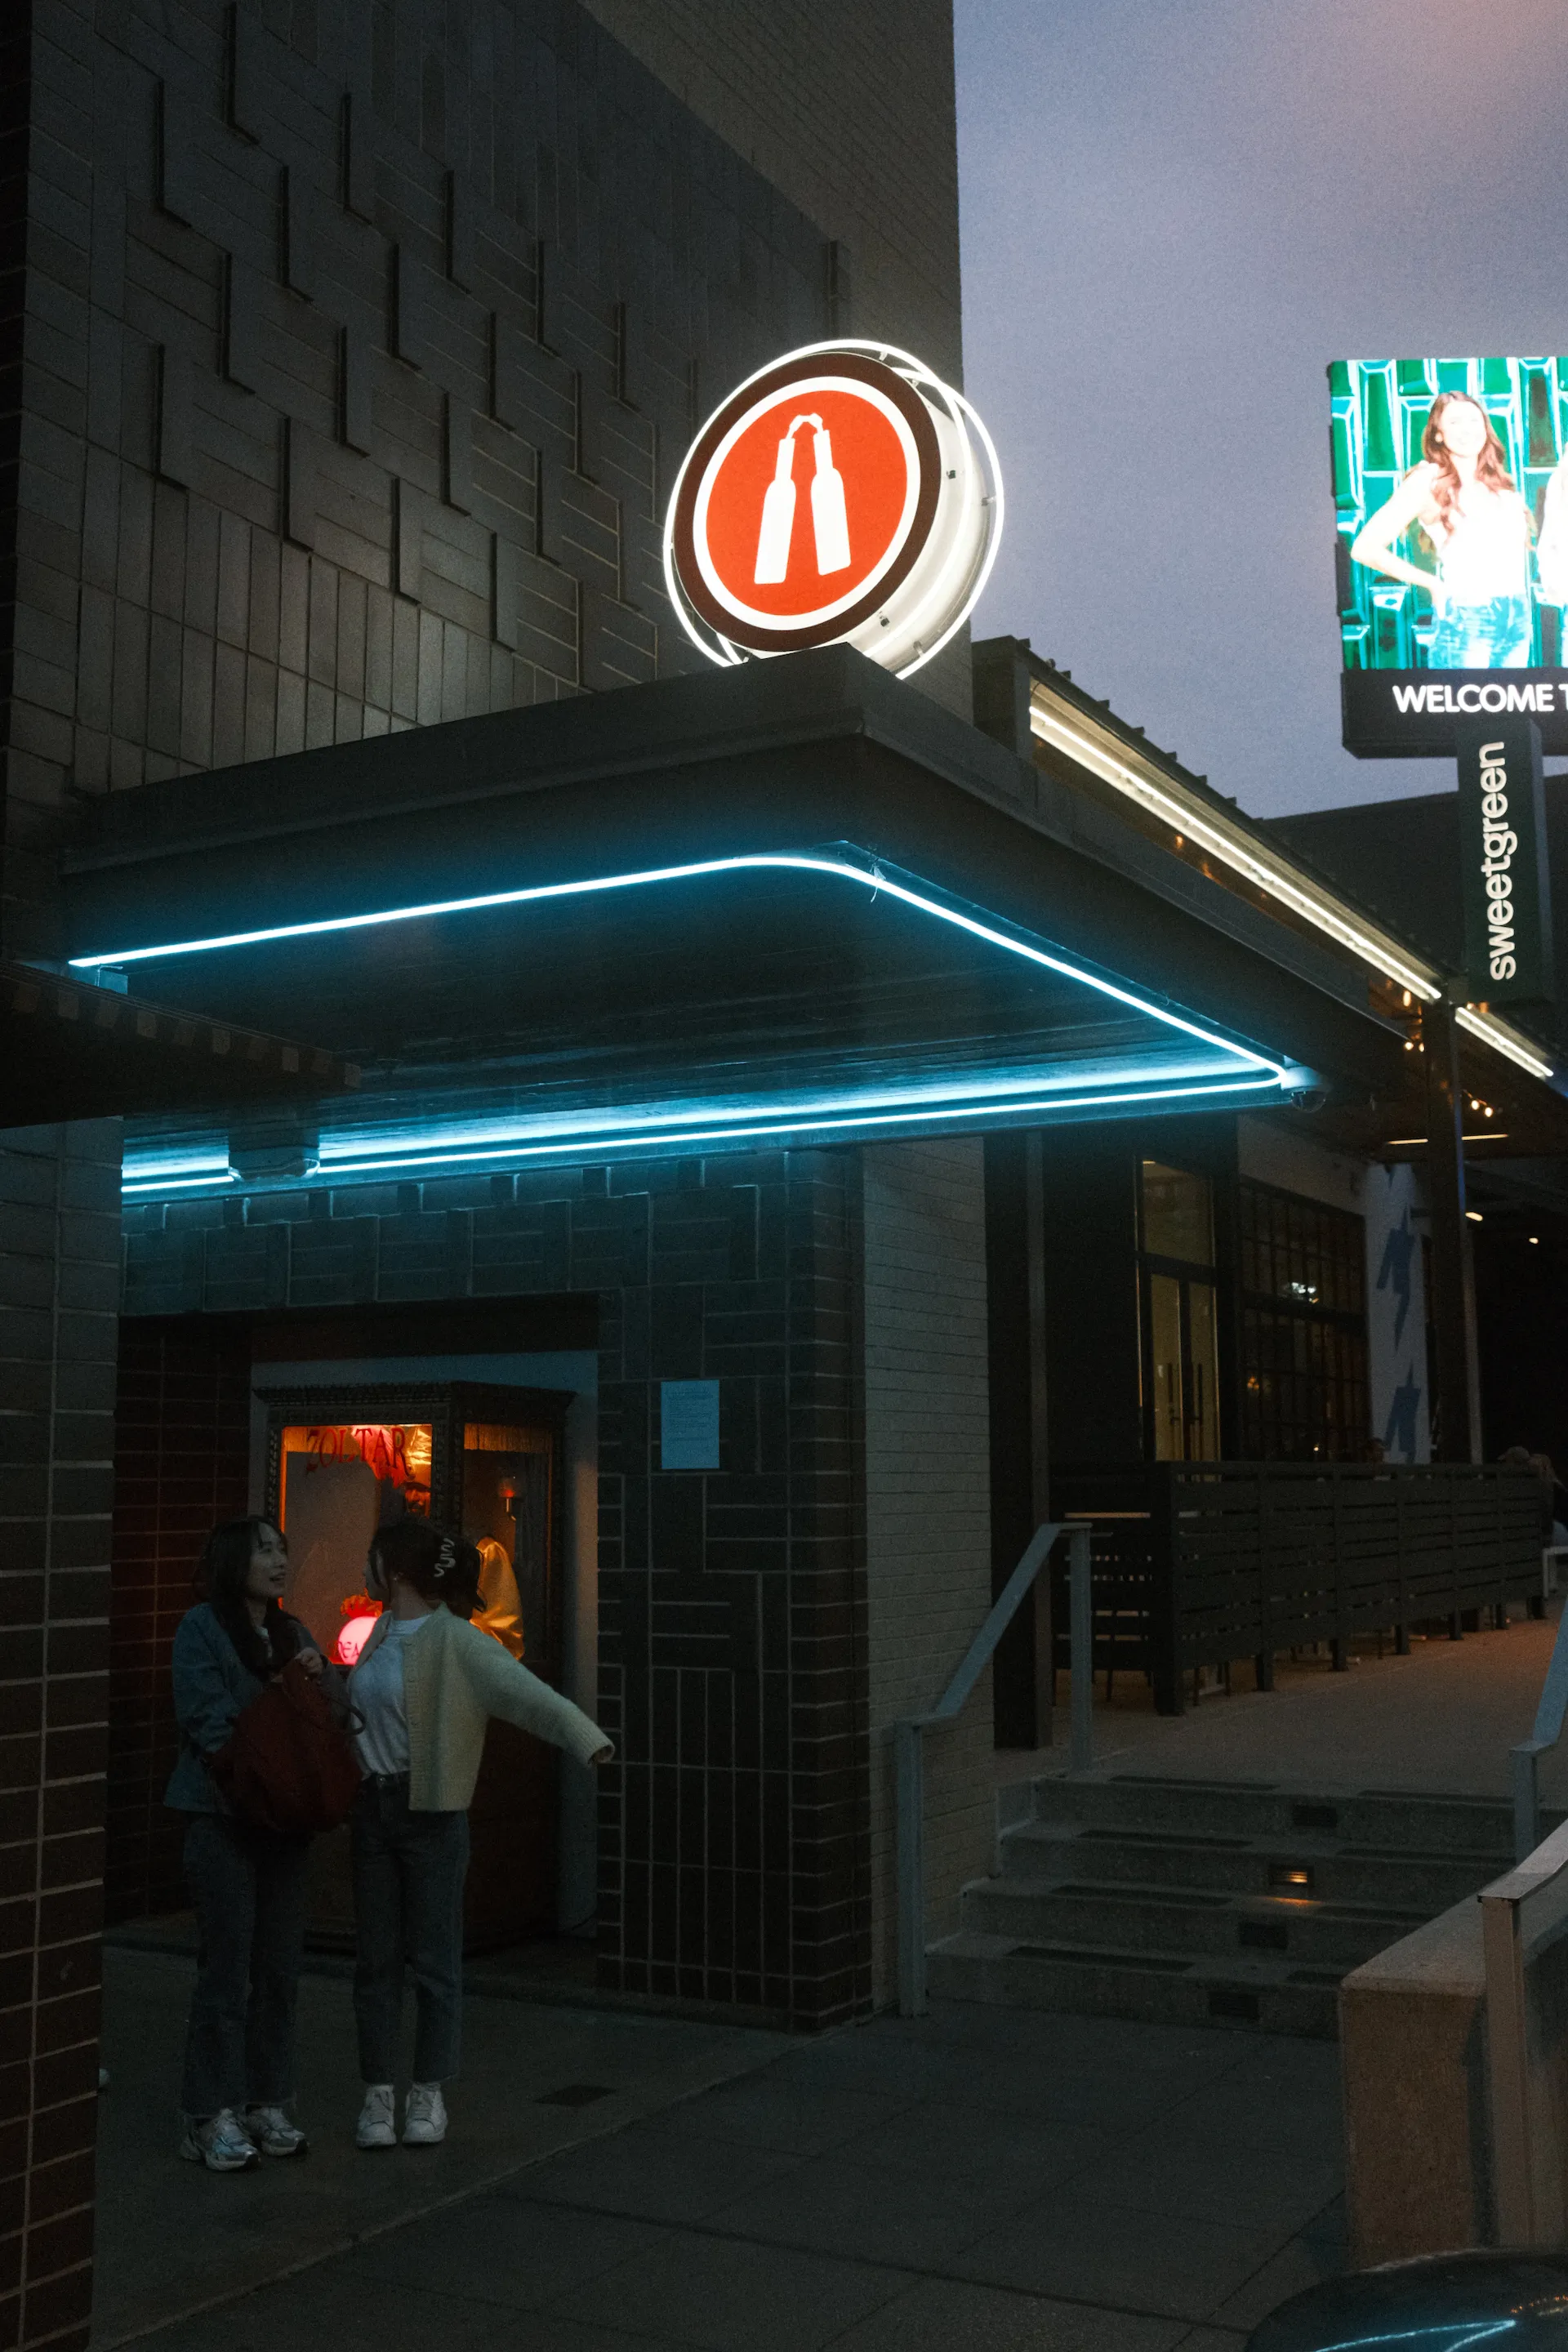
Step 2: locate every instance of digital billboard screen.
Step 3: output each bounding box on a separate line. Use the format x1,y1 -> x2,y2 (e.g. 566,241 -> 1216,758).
1332,356 -> 1568,757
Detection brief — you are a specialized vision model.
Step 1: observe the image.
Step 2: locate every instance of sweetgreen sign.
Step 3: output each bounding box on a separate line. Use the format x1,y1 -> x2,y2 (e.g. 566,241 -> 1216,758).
1455,716 -> 1554,1005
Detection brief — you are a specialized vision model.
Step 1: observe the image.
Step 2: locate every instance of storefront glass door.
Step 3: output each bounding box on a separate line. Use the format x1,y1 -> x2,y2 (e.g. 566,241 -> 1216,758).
1141,1160 -> 1222,1461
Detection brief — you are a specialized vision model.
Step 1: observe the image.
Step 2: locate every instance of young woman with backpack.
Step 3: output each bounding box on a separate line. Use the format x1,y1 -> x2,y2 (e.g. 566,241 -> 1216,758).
167,1517 -> 326,2172
347,1519 -> 612,2151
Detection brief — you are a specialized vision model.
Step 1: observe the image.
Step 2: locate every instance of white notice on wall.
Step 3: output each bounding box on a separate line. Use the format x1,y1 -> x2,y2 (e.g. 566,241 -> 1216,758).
660,1379 -> 720,1471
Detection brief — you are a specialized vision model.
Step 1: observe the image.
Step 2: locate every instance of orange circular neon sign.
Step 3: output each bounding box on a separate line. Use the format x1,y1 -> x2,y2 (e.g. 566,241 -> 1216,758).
665,341 -> 1001,677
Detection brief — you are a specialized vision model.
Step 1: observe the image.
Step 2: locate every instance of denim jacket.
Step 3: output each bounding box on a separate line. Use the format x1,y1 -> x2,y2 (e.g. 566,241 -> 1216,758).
164,1602 -> 307,1815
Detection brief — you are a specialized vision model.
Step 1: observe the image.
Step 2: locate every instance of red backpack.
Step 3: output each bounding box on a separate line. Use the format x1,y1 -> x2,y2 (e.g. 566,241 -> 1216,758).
212,1656 -> 363,1837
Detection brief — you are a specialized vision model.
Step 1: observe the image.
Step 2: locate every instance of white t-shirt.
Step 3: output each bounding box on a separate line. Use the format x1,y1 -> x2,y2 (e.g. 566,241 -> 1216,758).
1429,482 -> 1531,604
350,1614 -> 434,1776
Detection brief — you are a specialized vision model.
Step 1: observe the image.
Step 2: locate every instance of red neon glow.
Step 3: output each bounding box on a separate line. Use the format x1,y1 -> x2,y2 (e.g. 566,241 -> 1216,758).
304,1423 -> 421,1488
351,1423 -> 408,1483
336,1613 -> 381,1667
701,386 -> 910,617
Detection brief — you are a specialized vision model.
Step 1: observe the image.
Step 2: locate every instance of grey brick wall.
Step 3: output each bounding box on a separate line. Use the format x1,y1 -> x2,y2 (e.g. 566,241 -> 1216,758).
0,1121 -> 121,2352
861,1134 -> 991,2005
5,0 -> 840,956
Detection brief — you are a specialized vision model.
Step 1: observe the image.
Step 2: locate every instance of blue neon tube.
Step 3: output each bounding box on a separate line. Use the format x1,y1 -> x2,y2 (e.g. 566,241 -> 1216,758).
120,1068 -> 1288,1195
71,849 -> 1286,1080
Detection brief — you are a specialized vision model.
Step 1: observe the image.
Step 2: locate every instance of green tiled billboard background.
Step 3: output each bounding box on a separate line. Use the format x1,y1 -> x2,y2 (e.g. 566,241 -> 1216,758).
1330,356 -> 1568,671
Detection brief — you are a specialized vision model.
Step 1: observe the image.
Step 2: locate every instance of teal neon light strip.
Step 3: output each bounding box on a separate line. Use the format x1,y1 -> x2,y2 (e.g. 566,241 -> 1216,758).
124,1169 -> 238,1194
71,851 -> 1284,1077
315,1076 -> 1283,1171
316,1056 -> 1255,1164
121,1070 -> 1286,1196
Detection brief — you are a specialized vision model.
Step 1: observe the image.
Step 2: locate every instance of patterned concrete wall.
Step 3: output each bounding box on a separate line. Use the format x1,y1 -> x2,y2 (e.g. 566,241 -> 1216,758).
5,0 -> 837,957
579,0 -> 970,718
862,1135 -> 992,2005
577,0 -> 962,381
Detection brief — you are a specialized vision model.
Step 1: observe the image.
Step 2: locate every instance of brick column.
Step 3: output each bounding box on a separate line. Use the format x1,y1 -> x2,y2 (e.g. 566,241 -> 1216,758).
107,1319 -> 251,1924
596,1149 -> 872,2026
0,1121 -> 120,2352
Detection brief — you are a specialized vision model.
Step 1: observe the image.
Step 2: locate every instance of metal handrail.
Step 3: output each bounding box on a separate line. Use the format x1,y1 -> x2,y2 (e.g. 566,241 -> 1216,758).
1481,1816 -> 1568,2246
1510,1566 -> 1568,1860
889,1521 -> 1092,2017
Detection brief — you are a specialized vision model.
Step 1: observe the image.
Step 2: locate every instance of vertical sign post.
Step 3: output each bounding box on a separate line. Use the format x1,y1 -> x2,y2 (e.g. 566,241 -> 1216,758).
1454,718 -> 1555,1009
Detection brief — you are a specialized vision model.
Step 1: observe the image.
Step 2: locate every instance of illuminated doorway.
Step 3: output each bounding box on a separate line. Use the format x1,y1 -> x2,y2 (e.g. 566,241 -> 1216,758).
260,1380 -> 569,1950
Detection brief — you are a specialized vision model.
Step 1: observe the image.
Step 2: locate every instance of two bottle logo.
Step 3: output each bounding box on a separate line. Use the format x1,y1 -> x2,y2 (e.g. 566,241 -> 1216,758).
665,340 -> 1002,675
754,415 -> 851,585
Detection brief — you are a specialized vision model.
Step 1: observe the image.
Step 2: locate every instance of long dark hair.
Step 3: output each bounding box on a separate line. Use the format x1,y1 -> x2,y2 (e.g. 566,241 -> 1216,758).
369,1521 -> 482,1619
196,1517 -> 299,1677
1420,394 -> 1516,541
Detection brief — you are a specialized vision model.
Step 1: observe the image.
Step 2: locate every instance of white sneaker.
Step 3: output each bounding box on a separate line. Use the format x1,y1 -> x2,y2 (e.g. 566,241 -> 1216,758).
178,2108 -> 260,2172
246,2104 -> 309,2158
355,2083 -> 397,2151
403,2082 -> 447,2146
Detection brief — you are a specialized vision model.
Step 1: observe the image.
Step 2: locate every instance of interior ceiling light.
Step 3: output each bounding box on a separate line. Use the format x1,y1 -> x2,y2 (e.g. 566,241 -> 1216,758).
1452,1004 -> 1554,1082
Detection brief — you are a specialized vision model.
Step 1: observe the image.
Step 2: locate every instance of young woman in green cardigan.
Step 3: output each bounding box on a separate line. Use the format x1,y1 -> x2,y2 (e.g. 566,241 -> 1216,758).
347,1518 -> 612,2149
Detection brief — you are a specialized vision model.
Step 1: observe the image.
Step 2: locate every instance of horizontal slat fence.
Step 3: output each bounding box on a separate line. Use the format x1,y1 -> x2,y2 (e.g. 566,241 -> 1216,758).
1051,1463 -> 1544,1714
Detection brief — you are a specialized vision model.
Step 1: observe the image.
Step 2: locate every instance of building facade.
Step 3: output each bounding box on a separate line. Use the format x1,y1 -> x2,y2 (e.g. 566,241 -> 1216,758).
4,7 -> 1568,2350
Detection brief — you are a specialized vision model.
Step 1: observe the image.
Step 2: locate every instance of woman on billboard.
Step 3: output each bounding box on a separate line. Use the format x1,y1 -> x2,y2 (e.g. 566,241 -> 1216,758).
1351,393 -> 1533,667
1537,450 -> 1568,610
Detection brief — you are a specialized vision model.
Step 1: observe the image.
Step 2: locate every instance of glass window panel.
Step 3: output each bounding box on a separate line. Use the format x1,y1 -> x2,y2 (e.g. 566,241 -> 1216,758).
1236,1181 -> 1370,1460
1142,1162 -> 1214,1267
1187,1281 -> 1221,1460
1150,1273 -> 1185,1460
278,1420 -> 434,1659
463,1422 -> 553,1666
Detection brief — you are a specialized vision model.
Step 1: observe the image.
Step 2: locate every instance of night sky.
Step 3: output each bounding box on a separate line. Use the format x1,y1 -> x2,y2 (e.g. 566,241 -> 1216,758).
954,0 -> 1568,817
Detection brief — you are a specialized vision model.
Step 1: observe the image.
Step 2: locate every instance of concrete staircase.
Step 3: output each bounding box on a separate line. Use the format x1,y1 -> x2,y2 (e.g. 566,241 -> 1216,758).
929,1772 -> 1547,2038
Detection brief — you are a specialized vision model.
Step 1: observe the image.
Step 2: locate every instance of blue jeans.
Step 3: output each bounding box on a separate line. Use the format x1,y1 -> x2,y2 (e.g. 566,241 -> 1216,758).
1430,594 -> 1531,669
351,1775 -> 469,2083
180,1813 -> 310,2117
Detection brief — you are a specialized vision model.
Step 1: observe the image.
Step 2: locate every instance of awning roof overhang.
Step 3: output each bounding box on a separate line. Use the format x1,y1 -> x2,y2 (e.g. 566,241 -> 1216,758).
107,844 -> 1303,1192
54,649 -> 1421,1192
1,959 -> 359,1129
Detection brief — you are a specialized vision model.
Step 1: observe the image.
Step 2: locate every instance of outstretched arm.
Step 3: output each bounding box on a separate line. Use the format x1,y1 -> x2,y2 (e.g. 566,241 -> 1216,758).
1351,467 -> 1442,595
465,1634 -> 613,1765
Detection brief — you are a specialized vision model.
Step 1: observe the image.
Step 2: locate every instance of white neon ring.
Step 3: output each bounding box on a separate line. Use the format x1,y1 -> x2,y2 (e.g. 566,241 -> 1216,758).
662,339 -> 1004,679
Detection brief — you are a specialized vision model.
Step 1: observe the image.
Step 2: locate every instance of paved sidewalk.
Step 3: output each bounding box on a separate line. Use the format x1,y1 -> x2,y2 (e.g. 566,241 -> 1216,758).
91,1947 -> 790,2347
1004,1601 -> 1568,1805
101,1989 -> 1344,2352
101,1606 -> 1557,2346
